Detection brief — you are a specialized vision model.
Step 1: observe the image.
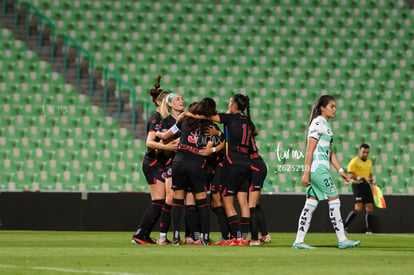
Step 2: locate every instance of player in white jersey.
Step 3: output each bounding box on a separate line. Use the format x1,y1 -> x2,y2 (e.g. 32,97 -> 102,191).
292,95 -> 361,250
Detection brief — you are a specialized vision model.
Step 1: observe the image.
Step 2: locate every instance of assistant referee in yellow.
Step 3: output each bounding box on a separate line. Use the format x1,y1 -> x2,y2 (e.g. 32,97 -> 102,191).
344,143 -> 375,234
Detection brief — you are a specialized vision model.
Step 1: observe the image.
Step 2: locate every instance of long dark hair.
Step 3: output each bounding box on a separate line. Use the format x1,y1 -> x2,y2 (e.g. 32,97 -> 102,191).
184,97 -> 217,133
307,94 -> 336,128
232,93 -> 255,134
232,94 -> 251,121
149,75 -> 168,106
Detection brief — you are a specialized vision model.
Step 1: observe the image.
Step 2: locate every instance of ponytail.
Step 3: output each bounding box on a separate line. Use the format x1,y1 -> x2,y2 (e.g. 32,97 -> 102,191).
306,94 -> 335,140
149,75 -> 168,106
245,95 -> 251,122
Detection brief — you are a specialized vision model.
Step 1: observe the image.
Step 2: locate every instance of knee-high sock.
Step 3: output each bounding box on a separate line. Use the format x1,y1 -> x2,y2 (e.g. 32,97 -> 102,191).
227,215 -> 241,239
294,198 -> 318,244
212,206 -> 230,240
134,199 -> 164,238
329,198 -> 347,242
185,205 -> 199,240
240,217 -> 250,239
172,199 -> 185,240
159,203 -> 172,234
344,210 -> 358,228
196,198 -> 210,243
250,207 -> 259,241
256,204 -> 269,236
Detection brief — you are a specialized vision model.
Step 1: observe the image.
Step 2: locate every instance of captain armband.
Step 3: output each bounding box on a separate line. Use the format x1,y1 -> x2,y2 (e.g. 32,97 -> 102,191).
170,124 -> 180,134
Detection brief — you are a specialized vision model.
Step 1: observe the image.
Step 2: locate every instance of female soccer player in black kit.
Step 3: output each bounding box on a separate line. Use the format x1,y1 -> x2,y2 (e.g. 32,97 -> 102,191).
248,128 -> 270,245
131,76 -> 177,245
156,92 -> 184,245
160,98 -> 219,245
184,94 -> 253,246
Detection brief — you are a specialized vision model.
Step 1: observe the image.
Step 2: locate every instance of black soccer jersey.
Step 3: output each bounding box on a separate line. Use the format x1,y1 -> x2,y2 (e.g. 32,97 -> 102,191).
174,118 -> 215,162
144,112 -> 162,161
205,123 -> 224,168
249,135 -> 260,158
218,112 -> 252,165
160,115 -> 177,133
160,114 -> 179,160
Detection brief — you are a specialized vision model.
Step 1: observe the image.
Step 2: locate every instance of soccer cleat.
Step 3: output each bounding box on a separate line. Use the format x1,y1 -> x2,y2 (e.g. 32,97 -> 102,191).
213,238 -> 229,246
131,236 -> 155,245
172,238 -> 183,246
145,237 -> 157,244
184,237 -> 194,244
222,237 -> 239,246
157,238 -> 171,245
201,239 -> 212,246
365,230 -> 373,235
249,240 -> 262,246
292,242 -> 316,250
338,239 -> 361,249
237,238 -> 249,246
259,234 -> 272,243
186,239 -> 202,245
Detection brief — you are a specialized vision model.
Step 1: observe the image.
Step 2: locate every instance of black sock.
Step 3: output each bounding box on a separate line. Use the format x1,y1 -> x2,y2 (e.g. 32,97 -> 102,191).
134,199 -> 164,238
212,206 -> 230,240
250,207 -> 258,241
366,213 -> 373,232
172,199 -> 185,240
256,204 -> 269,236
185,205 -> 199,240
344,210 -> 358,228
227,215 -> 241,239
196,198 -> 210,243
240,217 -> 250,239
159,203 -> 172,234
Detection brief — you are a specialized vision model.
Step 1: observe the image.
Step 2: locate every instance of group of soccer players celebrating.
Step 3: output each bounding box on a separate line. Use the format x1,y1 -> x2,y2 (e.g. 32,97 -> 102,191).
131,76 -> 270,246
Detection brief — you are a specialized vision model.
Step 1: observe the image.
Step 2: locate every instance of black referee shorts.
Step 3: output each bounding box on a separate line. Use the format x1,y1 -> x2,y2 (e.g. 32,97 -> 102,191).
351,182 -> 374,204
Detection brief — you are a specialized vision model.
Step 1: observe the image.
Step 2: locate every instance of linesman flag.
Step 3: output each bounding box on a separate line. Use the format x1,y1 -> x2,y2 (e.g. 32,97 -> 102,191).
371,184 -> 387,209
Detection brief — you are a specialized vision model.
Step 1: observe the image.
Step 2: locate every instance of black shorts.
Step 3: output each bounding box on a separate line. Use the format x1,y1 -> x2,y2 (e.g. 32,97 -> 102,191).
351,182 -> 374,204
210,162 -> 224,195
164,163 -> 173,179
222,161 -> 251,196
250,158 -> 267,191
142,158 -> 166,185
171,160 -> 208,193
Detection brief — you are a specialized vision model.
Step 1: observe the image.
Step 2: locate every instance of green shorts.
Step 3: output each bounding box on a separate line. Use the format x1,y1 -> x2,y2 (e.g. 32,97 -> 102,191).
306,167 -> 339,201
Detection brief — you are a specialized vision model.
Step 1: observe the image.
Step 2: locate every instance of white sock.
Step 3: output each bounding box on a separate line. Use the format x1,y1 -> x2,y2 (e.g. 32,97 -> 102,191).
159,232 -> 167,242
329,198 -> 347,242
294,198 -> 318,244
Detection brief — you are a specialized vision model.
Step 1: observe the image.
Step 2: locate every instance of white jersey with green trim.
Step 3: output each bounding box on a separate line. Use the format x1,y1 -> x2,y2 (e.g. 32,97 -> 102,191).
307,116 -> 333,172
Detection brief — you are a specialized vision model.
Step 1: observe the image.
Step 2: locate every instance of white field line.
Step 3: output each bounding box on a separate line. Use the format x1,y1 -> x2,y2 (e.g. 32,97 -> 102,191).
0,264 -> 141,275
378,234 -> 414,238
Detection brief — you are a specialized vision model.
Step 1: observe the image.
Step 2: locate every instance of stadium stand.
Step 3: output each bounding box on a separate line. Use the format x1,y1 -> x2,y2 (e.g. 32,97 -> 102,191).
0,0 -> 413,194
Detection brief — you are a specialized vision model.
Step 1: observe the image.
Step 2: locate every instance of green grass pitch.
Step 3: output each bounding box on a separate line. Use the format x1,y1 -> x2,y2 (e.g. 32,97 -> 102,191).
1,231 -> 414,275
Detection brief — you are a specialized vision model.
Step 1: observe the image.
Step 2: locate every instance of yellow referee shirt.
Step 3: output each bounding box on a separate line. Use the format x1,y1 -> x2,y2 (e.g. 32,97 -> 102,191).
347,156 -> 373,183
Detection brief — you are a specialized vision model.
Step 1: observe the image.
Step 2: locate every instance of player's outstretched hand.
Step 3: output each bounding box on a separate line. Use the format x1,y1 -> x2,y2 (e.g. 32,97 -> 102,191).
301,174 -> 310,187
341,172 -> 350,185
